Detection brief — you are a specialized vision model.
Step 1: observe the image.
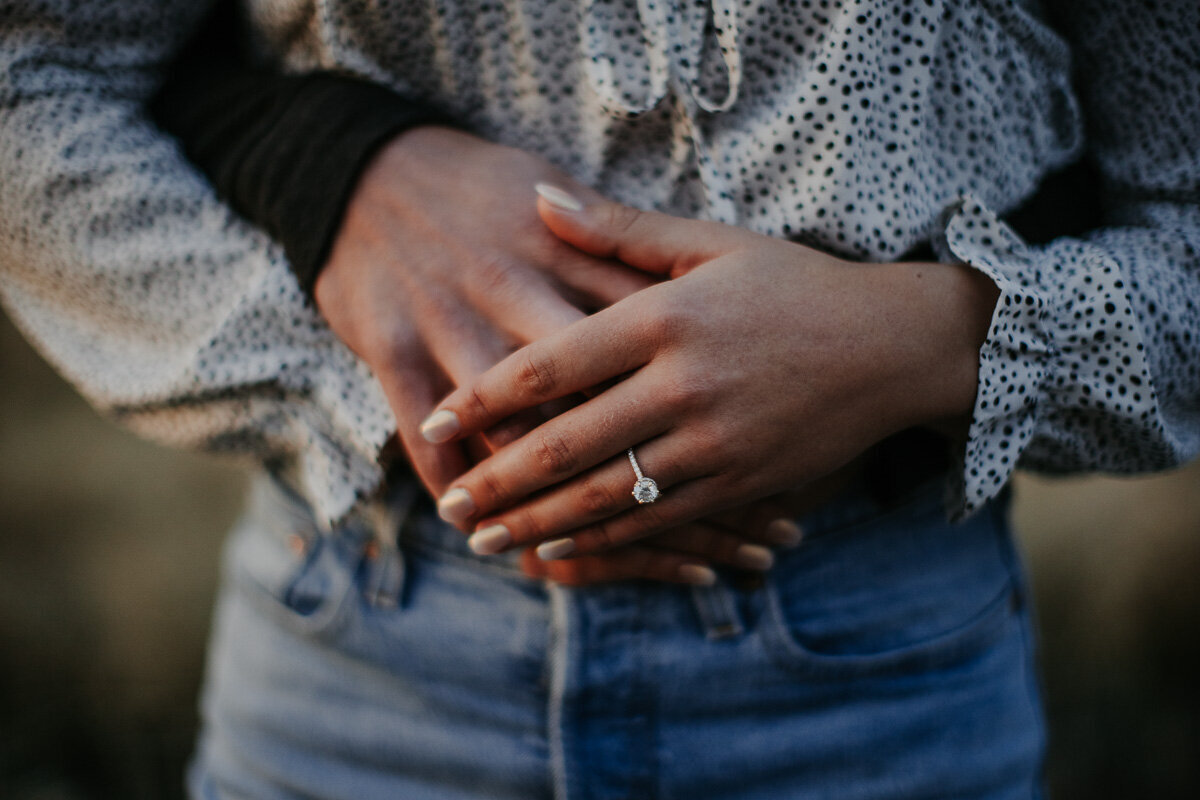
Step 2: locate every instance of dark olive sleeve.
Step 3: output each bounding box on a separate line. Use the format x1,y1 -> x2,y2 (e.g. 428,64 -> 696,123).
150,0 -> 456,299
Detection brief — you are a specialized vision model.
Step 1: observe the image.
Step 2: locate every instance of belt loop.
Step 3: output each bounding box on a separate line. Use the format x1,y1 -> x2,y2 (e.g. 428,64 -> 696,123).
358,483 -> 419,609
690,580 -> 744,640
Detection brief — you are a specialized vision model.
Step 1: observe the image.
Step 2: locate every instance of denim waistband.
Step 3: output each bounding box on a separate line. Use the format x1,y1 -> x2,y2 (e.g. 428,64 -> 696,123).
387,472 -> 949,571
247,462 -> 972,643
794,470 -> 947,541
257,463 -> 952,573
397,491 -> 528,573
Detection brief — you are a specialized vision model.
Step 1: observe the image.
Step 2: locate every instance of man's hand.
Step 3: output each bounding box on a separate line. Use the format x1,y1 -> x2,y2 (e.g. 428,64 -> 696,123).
313,127 -> 654,496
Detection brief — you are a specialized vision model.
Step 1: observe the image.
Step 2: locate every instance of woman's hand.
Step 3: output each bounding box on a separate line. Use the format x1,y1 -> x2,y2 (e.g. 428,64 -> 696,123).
517,476 -> 859,585
518,501 -> 802,587
312,130 -> 803,585
420,187 -> 999,560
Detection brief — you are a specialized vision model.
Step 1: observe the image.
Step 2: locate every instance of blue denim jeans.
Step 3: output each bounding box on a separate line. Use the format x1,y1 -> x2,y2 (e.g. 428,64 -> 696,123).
189,471 -> 1045,799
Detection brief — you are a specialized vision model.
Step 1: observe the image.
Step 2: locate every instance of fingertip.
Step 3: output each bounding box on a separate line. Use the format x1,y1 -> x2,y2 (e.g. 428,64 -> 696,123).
537,537 -> 576,561
437,487 -> 475,526
764,518 -> 804,548
534,183 -> 584,213
733,544 -> 775,571
467,524 -> 512,555
678,563 -> 718,586
419,409 -> 461,443
535,184 -> 610,258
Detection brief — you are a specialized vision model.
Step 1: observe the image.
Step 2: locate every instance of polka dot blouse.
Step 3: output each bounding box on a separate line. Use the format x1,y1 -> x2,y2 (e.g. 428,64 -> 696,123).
1,0 -> 1197,525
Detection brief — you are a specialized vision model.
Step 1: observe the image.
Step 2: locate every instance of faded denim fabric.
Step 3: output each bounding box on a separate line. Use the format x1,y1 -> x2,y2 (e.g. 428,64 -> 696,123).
189,473 -> 1044,799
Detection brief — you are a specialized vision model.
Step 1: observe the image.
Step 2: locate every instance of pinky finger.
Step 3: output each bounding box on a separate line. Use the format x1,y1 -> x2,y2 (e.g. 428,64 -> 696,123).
519,547 -> 716,587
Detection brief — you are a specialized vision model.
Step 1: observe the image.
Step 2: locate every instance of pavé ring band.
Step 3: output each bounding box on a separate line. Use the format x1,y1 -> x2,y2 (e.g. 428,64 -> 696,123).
626,448 -> 661,504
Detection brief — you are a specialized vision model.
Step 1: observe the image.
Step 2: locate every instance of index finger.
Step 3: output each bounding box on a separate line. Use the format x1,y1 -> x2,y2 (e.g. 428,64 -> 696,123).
418,299 -> 658,444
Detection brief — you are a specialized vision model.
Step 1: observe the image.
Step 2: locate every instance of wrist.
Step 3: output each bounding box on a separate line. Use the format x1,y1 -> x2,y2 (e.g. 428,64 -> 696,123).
879,261 -> 999,439
370,124 -> 481,191
313,125 -> 462,314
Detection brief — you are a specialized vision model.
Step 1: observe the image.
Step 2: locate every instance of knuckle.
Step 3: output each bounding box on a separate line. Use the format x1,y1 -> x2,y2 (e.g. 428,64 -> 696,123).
516,352 -> 560,399
656,382 -> 690,416
647,297 -> 698,345
368,326 -> 421,376
518,215 -> 558,252
539,238 -> 580,273
624,503 -> 672,542
472,252 -> 524,300
577,475 -> 623,517
603,203 -> 643,235
468,384 -> 496,422
532,430 -> 579,476
588,518 -> 619,550
713,471 -> 752,500
689,420 -> 731,465
512,506 -> 544,541
634,504 -> 670,535
485,418 -> 532,449
477,468 -> 509,508
676,362 -> 718,400
659,369 -> 710,415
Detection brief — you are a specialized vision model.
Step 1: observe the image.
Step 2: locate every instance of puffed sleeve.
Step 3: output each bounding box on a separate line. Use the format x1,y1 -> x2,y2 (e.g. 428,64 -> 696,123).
934,0 -> 1200,516
0,0 -> 397,526
149,0 -> 456,300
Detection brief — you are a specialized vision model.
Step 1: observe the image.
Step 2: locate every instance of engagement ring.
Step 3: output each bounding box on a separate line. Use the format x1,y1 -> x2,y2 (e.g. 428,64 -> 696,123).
626,448 -> 661,504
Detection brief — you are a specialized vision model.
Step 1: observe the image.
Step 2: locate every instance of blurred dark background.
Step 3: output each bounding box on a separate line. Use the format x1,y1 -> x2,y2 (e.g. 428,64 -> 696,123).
2,308 -> 1198,799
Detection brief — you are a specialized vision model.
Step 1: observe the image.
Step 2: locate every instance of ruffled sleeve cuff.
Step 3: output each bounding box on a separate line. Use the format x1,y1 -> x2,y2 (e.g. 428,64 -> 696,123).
933,194 -> 1159,518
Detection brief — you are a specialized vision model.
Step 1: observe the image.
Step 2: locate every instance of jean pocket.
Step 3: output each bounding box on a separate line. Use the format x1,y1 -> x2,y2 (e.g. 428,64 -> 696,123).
225,476 -> 357,639
759,491 -> 1020,677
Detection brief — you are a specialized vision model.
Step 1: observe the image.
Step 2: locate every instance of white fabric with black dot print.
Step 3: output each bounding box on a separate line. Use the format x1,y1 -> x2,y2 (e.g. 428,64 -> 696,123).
1,0 -> 1197,524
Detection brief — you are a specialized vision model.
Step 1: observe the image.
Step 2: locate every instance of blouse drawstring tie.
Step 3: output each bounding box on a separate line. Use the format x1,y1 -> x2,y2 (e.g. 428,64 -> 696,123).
580,0 -> 743,222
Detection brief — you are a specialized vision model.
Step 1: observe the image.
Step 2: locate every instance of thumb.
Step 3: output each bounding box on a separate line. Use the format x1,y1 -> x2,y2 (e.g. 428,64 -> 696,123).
534,183 -> 732,278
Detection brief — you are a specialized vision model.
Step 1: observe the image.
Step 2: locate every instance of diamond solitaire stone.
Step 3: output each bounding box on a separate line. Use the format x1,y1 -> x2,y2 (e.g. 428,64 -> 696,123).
632,477 -> 660,504
626,448 -> 662,503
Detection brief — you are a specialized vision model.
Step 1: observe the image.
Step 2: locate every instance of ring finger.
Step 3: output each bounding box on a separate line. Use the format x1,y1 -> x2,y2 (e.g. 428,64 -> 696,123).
462,431 -> 710,556
433,368 -> 673,528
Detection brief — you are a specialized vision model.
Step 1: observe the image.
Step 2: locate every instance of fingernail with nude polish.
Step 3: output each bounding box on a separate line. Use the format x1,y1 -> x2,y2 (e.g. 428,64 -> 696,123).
420,409 -> 460,444
764,519 -> 804,548
537,537 -> 576,561
437,488 -> 475,525
734,544 -> 775,571
534,183 -> 583,212
468,524 -> 512,555
679,564 -> 718,587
